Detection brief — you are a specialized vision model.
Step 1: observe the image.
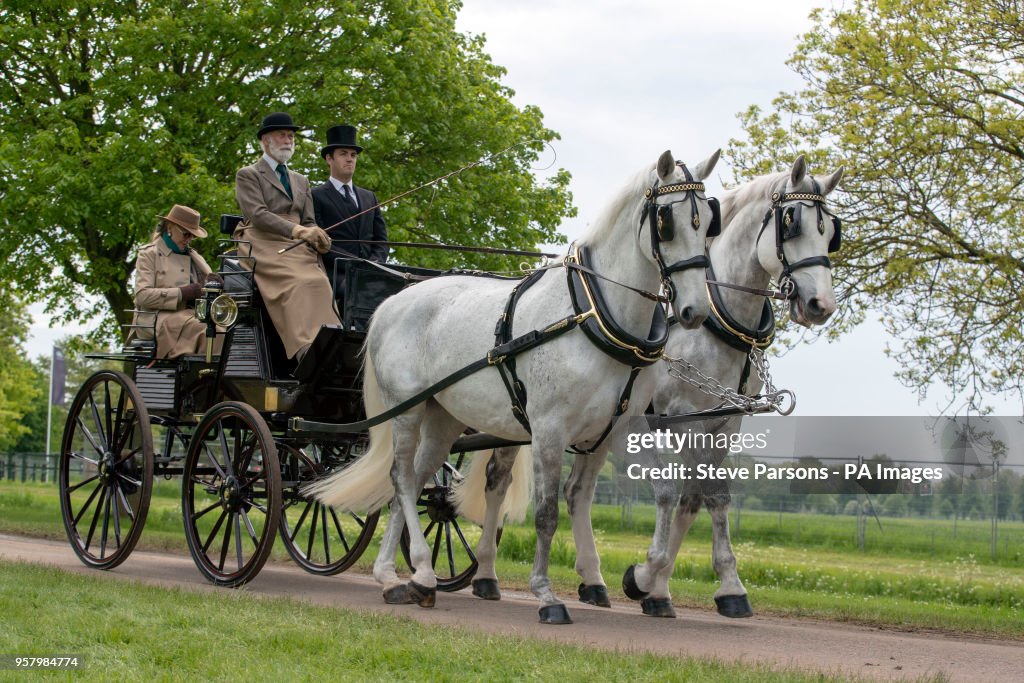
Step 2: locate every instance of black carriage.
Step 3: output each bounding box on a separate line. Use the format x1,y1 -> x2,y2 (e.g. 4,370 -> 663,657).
57,215 -> 498,588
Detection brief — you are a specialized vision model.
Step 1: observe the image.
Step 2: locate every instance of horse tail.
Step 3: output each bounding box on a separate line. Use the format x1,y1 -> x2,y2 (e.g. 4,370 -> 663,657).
504,445 -> 533,523
452,445 -> 534,526
304,353 -> 395,512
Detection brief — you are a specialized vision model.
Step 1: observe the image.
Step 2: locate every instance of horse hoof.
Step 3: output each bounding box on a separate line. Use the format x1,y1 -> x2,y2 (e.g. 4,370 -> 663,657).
578,583 -> 611,607
383,584 -> 414,604
538,604 -> 573,625
640,597 -> 676,618
472,578 -> 501,601
715,594 -> 753,618
622,565 -> 649,601
408,581 -> 437,608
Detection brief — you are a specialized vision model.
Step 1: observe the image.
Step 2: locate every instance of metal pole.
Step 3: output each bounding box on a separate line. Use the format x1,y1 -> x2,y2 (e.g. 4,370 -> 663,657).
45,346 -> 54,483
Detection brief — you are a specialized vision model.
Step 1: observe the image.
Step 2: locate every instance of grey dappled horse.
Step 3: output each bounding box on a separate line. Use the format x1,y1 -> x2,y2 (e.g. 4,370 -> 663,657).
309,150 -> 722,624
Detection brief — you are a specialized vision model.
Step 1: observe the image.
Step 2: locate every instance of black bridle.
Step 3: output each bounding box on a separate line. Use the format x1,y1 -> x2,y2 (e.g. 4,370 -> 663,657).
640,163 -> 722,302
755,177 -> 841,299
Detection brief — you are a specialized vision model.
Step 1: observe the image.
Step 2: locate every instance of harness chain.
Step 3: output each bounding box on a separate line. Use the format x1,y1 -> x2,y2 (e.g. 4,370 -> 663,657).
663,348 -> 792,416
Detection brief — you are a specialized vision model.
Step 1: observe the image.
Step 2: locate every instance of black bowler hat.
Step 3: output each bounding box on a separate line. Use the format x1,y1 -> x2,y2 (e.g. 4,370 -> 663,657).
257,112 -> 301,139
321,124 -> 363,157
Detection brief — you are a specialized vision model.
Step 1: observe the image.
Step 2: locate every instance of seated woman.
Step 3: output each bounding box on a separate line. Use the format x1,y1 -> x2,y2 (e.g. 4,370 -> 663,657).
131,204 -> 223,358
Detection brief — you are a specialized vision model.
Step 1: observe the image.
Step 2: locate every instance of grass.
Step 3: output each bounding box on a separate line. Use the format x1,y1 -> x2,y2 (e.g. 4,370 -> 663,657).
0,560 -> 876,683
3,479 -> 1023,639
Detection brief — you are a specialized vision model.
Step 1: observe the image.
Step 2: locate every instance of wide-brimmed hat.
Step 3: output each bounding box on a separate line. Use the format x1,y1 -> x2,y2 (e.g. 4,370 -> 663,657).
257,112 -> 301,139
158,204 -> 207,238
321,124 -> 363,157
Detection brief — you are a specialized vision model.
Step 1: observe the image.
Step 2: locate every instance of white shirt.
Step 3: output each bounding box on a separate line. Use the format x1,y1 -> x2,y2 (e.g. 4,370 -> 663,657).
329,176 -> 358,208
262,153 -> 285,174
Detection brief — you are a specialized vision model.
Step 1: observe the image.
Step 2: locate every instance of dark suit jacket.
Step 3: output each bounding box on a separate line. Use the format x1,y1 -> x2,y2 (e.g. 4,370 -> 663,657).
312,182 -> 389,284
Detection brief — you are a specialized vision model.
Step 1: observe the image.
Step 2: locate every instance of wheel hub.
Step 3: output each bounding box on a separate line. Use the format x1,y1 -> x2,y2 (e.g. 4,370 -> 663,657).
219,476 -> 244,512
423,487 -> 456,523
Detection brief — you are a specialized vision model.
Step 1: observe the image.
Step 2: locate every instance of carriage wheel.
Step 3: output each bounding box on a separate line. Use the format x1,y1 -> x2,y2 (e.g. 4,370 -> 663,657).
181,401 -> 280,587
278,442 -> 380,575
59,370 -> 154,570
399,452 -> 500,592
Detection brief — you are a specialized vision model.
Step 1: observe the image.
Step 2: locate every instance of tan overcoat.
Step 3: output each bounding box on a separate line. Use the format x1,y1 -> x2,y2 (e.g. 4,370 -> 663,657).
132,238 -> 220,358
233,159 -> 339,358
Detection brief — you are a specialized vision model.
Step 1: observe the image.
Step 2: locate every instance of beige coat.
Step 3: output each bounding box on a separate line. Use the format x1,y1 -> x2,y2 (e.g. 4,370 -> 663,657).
233,159 -> 339,358
132,238 -> 220,359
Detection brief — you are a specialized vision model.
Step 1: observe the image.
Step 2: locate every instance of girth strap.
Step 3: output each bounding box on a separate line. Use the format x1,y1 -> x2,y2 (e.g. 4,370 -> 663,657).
492,268 -> 547,434
569,366 -> 642,455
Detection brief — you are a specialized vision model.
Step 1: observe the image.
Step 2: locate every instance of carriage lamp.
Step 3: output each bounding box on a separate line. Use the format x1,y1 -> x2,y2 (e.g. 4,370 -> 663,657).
195,280 -> 239,363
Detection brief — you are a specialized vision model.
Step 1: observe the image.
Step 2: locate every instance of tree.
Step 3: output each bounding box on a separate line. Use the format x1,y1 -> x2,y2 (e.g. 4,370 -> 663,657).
0,290 -> 41,450
0,0 -> 574,343
727,0 -> 1024,410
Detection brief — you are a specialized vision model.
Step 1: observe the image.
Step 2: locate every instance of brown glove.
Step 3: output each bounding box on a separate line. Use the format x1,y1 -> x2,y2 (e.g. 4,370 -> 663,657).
291,225 -> 331,254
180,282 -> 203,302
205,272 -> 224,285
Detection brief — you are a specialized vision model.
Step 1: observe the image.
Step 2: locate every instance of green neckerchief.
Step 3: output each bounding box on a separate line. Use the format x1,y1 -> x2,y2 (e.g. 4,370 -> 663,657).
162,232 -> 190,255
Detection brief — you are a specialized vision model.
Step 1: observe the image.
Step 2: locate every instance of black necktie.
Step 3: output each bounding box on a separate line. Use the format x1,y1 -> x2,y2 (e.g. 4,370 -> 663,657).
341,184 -> 357,208
276,163 -> 293,199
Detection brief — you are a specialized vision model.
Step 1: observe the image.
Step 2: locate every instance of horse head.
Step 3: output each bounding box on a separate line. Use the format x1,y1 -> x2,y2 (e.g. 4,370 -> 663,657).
755,155 -> 844,326
647,148 -> 721,329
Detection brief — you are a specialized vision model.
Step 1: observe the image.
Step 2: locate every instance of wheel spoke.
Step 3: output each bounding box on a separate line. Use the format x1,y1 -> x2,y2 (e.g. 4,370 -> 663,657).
69,450 -> 99,467
83,484 -> 108,552
430,520 -> 443,568
192,500 -> 222,521
320,505 -> 330,565
88,390 -> 108,453
451,518 -> 475,556
217,426 -> 235,478
73,481 -> 103,526
241,509 -> 259,547
444,521 -> 455,578
75,416 -> 105,459
67,474 -> 100,494
203,509 -> 228,553
234,512 -> 244,570
115,485 -> 136,523
218,512 -> 234,571
100,485 -> 112,557
290,500 -> 314,541
203,442 -> 228,480
306,503 -> 319,561
330,508 -> 351,554
111,483 -> 123,549
113,446 -> 142,467
103,380 -> 114,452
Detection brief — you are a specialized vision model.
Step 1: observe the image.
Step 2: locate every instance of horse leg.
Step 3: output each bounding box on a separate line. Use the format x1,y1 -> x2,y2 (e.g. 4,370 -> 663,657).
398,402 -> 467,606
471,447 -> 518,601
623,468 -> 683,617
564,452 -> 610,607
370,407 -> 423,604
706,486 -> 752,618
530,436 -> 572,624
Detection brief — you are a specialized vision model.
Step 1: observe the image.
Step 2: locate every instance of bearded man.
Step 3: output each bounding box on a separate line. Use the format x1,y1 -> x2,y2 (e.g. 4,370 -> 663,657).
233,112 -> 339,363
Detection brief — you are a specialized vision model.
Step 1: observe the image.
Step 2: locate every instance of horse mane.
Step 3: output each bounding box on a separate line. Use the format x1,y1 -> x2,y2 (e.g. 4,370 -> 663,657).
576,162 -> 655,247
719,171 -> 788,229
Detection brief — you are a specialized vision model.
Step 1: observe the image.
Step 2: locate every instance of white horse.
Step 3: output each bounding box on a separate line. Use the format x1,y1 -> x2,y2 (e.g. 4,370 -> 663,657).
308,149 -> 722,624
595,156 -> 843,617
456,156 -> 843,616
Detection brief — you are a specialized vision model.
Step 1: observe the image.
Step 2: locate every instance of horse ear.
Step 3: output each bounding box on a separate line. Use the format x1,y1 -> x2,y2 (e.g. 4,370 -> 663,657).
819,166 -> 845,195
657,150 -> 675,180
790,155 -> 807,187
691,149 -> 721,181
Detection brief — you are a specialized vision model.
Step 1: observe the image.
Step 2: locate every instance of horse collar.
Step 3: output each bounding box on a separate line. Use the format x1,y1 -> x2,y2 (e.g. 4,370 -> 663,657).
566,245 -> 667,367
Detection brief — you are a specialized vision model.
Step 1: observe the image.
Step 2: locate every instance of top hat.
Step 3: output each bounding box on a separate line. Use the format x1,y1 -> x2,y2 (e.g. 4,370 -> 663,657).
321,124 -> 363,157
257,112 -> 301,139
157,204 -> 208,238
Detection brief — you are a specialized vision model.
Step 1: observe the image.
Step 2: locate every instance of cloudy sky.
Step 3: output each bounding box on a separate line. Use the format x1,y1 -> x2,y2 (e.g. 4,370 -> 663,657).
23,0 -> 1020,416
